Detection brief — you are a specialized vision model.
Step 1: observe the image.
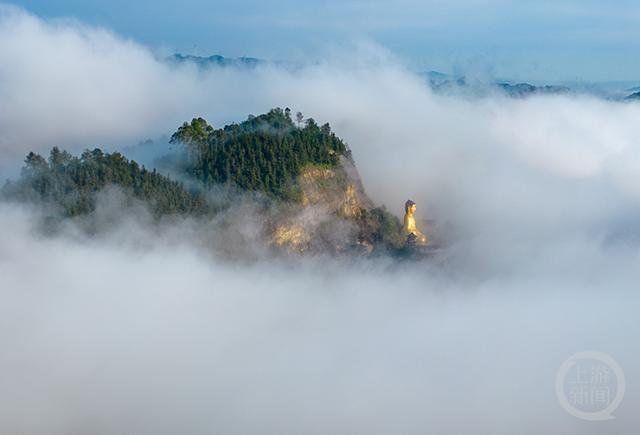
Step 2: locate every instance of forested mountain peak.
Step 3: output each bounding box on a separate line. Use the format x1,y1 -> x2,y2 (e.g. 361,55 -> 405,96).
3,109 -> 405,255
168,108 -> 402,252
170,108 -> 352,201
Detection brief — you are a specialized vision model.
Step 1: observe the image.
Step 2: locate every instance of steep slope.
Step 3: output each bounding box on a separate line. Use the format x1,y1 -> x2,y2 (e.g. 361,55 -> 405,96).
270,157 -> 401,254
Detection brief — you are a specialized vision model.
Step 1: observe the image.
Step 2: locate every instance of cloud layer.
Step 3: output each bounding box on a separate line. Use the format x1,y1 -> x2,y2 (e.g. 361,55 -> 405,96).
1,200 -> 639,434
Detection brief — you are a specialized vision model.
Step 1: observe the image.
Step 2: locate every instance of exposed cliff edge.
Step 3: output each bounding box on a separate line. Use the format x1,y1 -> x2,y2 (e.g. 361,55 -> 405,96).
270,157 -> 402,254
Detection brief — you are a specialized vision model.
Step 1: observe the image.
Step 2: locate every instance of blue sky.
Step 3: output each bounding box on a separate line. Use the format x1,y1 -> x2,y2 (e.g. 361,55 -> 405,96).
9,0 -> 640,81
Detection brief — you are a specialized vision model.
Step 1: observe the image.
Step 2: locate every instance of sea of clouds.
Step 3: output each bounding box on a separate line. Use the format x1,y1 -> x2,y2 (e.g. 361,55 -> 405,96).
1,4 -> 640,434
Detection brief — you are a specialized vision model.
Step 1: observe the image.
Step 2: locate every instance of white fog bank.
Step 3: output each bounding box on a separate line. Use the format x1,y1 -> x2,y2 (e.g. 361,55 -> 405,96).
0,203 -> 639,435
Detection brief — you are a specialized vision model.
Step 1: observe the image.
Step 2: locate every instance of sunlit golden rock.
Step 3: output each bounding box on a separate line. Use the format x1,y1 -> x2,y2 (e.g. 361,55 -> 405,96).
268,157 -> 401,255
342,184 -> 361,217
298,158 -> 372,218
403,200 -> 428,245
271,224 -> 311,252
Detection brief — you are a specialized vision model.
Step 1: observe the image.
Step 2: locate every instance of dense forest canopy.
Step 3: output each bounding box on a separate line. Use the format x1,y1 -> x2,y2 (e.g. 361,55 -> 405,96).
2,147 -> 206,217
170,107 -> 352,201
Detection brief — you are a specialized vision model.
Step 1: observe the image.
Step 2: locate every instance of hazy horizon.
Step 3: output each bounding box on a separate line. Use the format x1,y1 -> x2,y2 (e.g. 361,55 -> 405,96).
7,0 -> 640,82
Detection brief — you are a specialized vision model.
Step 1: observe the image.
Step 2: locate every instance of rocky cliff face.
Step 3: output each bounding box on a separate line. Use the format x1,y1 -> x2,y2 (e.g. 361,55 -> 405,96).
299,157 -> 373,216
270,157 -> 401,255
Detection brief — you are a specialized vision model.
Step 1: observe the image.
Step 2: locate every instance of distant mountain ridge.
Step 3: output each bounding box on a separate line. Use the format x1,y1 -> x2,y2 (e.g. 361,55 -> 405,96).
624,91 -> 640,101
495,82 -> 570,97
423,70 -> 640,100
168,53 -> 265,69
168,55 -> 638,100
423,71 -> 570,98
